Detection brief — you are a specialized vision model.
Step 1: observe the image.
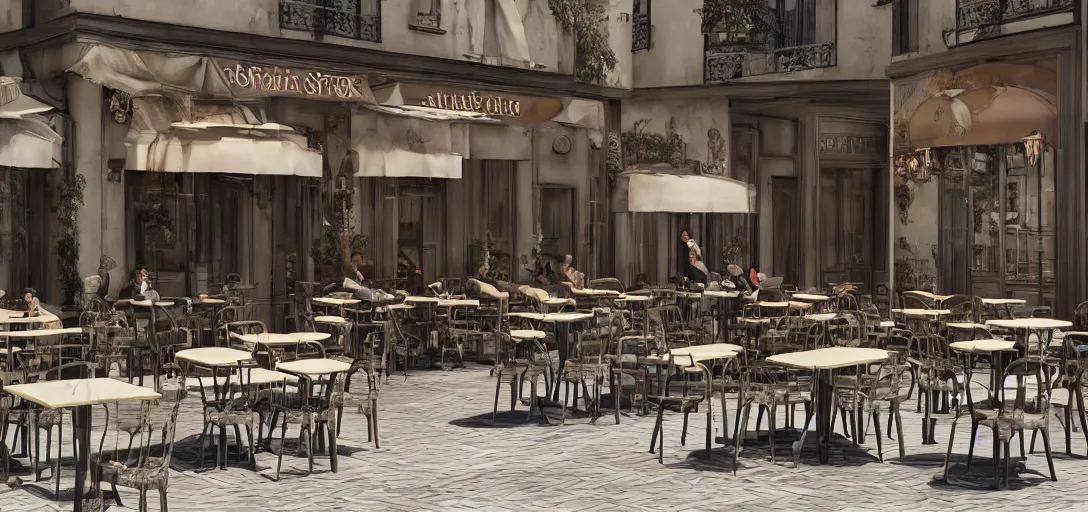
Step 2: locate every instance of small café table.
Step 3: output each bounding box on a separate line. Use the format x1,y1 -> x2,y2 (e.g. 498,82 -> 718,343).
979,297 -> 1026,319
4,378 -> 160,512
948,339 -> 1016,407
792,293 -> 832,312
767,347 -> 889,464
275,358 -> 354,473
176,347 -> 257,468
2,327 -> 87,376
541,312 -> 594,402
0,308 -> 62,326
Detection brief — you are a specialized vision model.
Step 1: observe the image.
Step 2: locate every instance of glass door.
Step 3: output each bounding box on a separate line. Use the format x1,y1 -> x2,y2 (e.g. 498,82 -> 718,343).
818,167 -> 879,291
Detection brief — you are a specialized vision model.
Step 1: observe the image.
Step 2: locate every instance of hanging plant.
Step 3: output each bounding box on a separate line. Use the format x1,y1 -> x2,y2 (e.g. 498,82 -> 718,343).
621,118 -> 687,168
696,0 -> 779,46
550,0 -> 619,84
53,171 -> 86,305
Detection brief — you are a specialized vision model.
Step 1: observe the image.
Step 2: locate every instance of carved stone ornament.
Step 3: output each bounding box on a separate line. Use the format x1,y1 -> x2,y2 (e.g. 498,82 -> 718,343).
552,135 -> 571,155
606,131 -> 622,174
107,90 -> 132,125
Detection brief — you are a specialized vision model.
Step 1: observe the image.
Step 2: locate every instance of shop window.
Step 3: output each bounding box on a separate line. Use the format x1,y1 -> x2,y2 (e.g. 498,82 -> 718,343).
776,0 -> 816,49
892,0 -> 918,56
280,0 -> 382,43
409,0 -> 445,34
632,0 -> 651,51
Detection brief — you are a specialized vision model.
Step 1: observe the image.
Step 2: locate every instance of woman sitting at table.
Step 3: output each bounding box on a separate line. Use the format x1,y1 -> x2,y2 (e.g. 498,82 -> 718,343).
686,241 -> 710,287
20,288 -> 41,316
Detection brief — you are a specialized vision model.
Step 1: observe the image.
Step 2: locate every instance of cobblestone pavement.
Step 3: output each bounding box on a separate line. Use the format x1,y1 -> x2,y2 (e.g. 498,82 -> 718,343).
2,365 -> 1087,512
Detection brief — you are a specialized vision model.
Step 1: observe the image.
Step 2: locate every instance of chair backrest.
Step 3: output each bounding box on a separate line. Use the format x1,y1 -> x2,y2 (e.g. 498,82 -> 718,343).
222,320 -> 267,348
588,278 -> 625,294
900,291 -> 931,309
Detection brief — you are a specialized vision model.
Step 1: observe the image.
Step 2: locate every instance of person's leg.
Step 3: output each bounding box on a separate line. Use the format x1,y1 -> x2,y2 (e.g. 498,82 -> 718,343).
352,287 -> 374,301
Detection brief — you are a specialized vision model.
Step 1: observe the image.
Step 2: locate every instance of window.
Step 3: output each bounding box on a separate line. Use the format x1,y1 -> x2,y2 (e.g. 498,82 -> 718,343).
279,0 -> 382,43
892,0 -> 918,56
776,0 -> 816,48
632,0 -> 651,51
409,0 -> 445,34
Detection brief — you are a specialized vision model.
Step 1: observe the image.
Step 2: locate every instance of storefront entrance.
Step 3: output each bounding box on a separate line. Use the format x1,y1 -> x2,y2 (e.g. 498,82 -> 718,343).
818,166 -> 886,293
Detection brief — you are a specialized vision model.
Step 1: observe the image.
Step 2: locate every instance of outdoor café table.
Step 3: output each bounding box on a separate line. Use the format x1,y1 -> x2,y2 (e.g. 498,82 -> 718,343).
175,347 -> 256,468
404,296 -> 440,304
2,327 -> 86,375
233,332 -> 332,366
645,345 -> 740,447
766,347 -> 889,464
979,297 -> 1027,319
0,308 -> 62,327
4,378 -> 160,512
312,297 -> 361,310
792,293 -> 832,312
275,358 -> 353,473
949,339 -> 1017,407
905,291 -> 954,308
985,318 -> 1072,360
803,313 -> 837,348
700,290 -> 741,343
892,308 -> 952,333
541,312 -> 595,402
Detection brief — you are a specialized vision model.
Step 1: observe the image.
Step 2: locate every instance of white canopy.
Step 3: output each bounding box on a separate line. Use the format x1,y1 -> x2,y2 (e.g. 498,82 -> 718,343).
351,105 -> 497,179
613,171 -> 754,214
0,77 -> 62,169
125,98 -> 322,177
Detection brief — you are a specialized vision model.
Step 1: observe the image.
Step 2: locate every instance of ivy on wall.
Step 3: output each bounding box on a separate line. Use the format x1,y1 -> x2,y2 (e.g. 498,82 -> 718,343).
311,173 -> 369,282
696,0 -> 779,44
54,171 -> 86,305
550,0 -> 619,84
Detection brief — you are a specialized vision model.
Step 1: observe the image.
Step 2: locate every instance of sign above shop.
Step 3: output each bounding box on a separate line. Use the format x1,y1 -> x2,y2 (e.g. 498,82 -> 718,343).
819,135 -> 881,155
422,91 -> 522,118
223,64 -> 368,100
372,83 -> 564,125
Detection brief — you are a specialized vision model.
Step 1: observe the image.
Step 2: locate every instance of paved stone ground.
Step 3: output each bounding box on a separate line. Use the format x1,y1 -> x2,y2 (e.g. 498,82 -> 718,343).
2,365 -> 1087,512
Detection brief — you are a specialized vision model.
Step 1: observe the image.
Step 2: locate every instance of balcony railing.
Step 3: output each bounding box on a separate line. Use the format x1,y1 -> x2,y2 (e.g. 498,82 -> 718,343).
280,0 -> 381,43
705,41 -> 836,83
957,0 -> 1074,31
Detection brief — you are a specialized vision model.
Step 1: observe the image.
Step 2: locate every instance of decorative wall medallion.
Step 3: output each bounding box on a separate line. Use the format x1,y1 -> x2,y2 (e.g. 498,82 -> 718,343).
107,90 -> 132,124
606,131 -> 622,174
552,135 -> 571,155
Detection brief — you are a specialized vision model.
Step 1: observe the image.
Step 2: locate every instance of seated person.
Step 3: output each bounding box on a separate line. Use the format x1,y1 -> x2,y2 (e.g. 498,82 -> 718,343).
20,288 -> 41,316
686,241 -> 710,287
345,251 -> 377,301
119,267 -> 153,300
560,255 -> 585,288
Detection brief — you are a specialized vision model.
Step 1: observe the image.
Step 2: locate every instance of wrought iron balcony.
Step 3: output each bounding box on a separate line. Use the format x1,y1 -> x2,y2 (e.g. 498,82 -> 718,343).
957,0 -> 1074,31
704,42 -> 836,83
280,0 -> 381,43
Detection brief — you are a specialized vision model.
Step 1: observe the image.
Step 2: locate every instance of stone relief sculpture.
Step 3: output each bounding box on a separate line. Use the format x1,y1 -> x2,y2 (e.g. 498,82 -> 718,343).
704,128 -> 728,177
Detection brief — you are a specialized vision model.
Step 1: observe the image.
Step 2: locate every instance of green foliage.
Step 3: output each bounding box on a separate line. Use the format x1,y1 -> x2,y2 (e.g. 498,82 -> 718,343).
621,118 -> 686,168
696,0 -> 779,42
54,172 -> 86,305
550,0 -> 619,84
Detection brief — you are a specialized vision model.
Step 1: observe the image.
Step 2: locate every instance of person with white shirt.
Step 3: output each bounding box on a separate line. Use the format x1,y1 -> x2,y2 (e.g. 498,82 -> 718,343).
119,267 -> 153,299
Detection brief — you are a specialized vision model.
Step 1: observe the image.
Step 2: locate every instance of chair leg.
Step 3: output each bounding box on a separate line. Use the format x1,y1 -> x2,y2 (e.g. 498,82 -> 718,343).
274,417 -> 287,481
680,411 -> 689,447
371,400 -> 379,449
704,408 -> 712,455
649,403 -> 662,454
1003,440 -> 1011,490
941,417 -> 959,482
872,409 -> 884,462
245,424 -> 258,471
1065,396 -> 1073,454
1039,426 -> 1058,482
894,403 -> 905,458
720,389 -> 729,444
657,405 -> 665,464
492,371 -> 502,424
1018,428 -> 1025,457
139,488 -> 148,512
733,401 -> 752,476
1076,385 -> 1088,454
327,421 -> 338,473
613,372 -> 621,425
967,421 -> 979,470
768,403 -> 777,464
159,487 -> 168,512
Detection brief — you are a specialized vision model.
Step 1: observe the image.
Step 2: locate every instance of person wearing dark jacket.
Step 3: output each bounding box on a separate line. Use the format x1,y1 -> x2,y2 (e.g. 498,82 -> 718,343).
677,229 -> 692,282
118,267 -> 151,300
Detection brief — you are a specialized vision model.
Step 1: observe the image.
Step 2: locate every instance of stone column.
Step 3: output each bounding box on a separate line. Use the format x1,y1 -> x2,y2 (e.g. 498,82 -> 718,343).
799,110 -> 820,289
68,77 -> 107,282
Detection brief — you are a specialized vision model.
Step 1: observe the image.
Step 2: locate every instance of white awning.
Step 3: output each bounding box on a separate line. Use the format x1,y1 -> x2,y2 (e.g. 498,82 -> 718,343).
0,77 -> 61,169
613,171 -> 754,214
124,98 -> 322,177
125,126 -> 322,177
351,107 -> 470,179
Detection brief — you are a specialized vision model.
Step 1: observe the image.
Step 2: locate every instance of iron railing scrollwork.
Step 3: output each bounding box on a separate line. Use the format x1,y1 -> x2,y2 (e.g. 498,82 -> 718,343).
280,0 -> 381,43
632,0 -> 651,51
957,0 -> 1073,31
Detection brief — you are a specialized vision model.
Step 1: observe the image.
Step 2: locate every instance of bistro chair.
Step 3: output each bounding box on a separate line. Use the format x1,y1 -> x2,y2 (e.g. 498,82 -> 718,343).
97,400 -> 183,512
647,352 -> 715,465
733,361 -> 811,471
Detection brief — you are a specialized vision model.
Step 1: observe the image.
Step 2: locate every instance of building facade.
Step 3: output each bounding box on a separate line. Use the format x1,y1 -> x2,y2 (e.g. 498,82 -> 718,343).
0,0 -> 626,325
887,0 -> 1083,317
611,0 -> 892,300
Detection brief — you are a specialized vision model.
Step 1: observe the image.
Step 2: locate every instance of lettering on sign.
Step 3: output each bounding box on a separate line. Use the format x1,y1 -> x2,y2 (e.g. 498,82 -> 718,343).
422,91 -> 522,118
223,65 -> 365,99
819,135 -> 880,155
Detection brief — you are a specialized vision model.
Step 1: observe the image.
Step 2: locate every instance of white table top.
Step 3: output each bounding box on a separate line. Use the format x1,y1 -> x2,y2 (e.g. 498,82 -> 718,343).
949,339 -> 1017,354
277,358 -> 353,376
234,332 -> 332,347
130,300 -> 176,308
980,298 -> 1027,306
792,293 -> 830,301
945,322 -> 990,330
758,301 -> 791,308
2,327 -> 84,338
314,315 -> 349,325
768,347 -> 889,371
541,312 -> 594,322
510,329 -> 547,340
804,313 -> 837,322
405,296 -> 441,304
509,311 -> 546,321
313,297 -> 362,306
176,347 -> 253,367
702,290 -> 742,299
193,368 -> 298,388
653,344 -> 741,366
5,378 -> 161,409
383,303 -> 415,310
0,308 -> 61,325
879,320 -> 896,328
194,297 -> 228,305
616,294 -> 652,302
892,308 -> 952,317
567,287 -> 621,297
905,291 -> 954,302
543,297 -> 575,305
985,318 -> 1072,330
438,299 -> 480,308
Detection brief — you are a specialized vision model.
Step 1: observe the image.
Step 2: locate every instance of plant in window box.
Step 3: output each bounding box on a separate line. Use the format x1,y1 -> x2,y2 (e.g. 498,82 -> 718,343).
549,0 -> 618,84
697,0 -> 779,49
